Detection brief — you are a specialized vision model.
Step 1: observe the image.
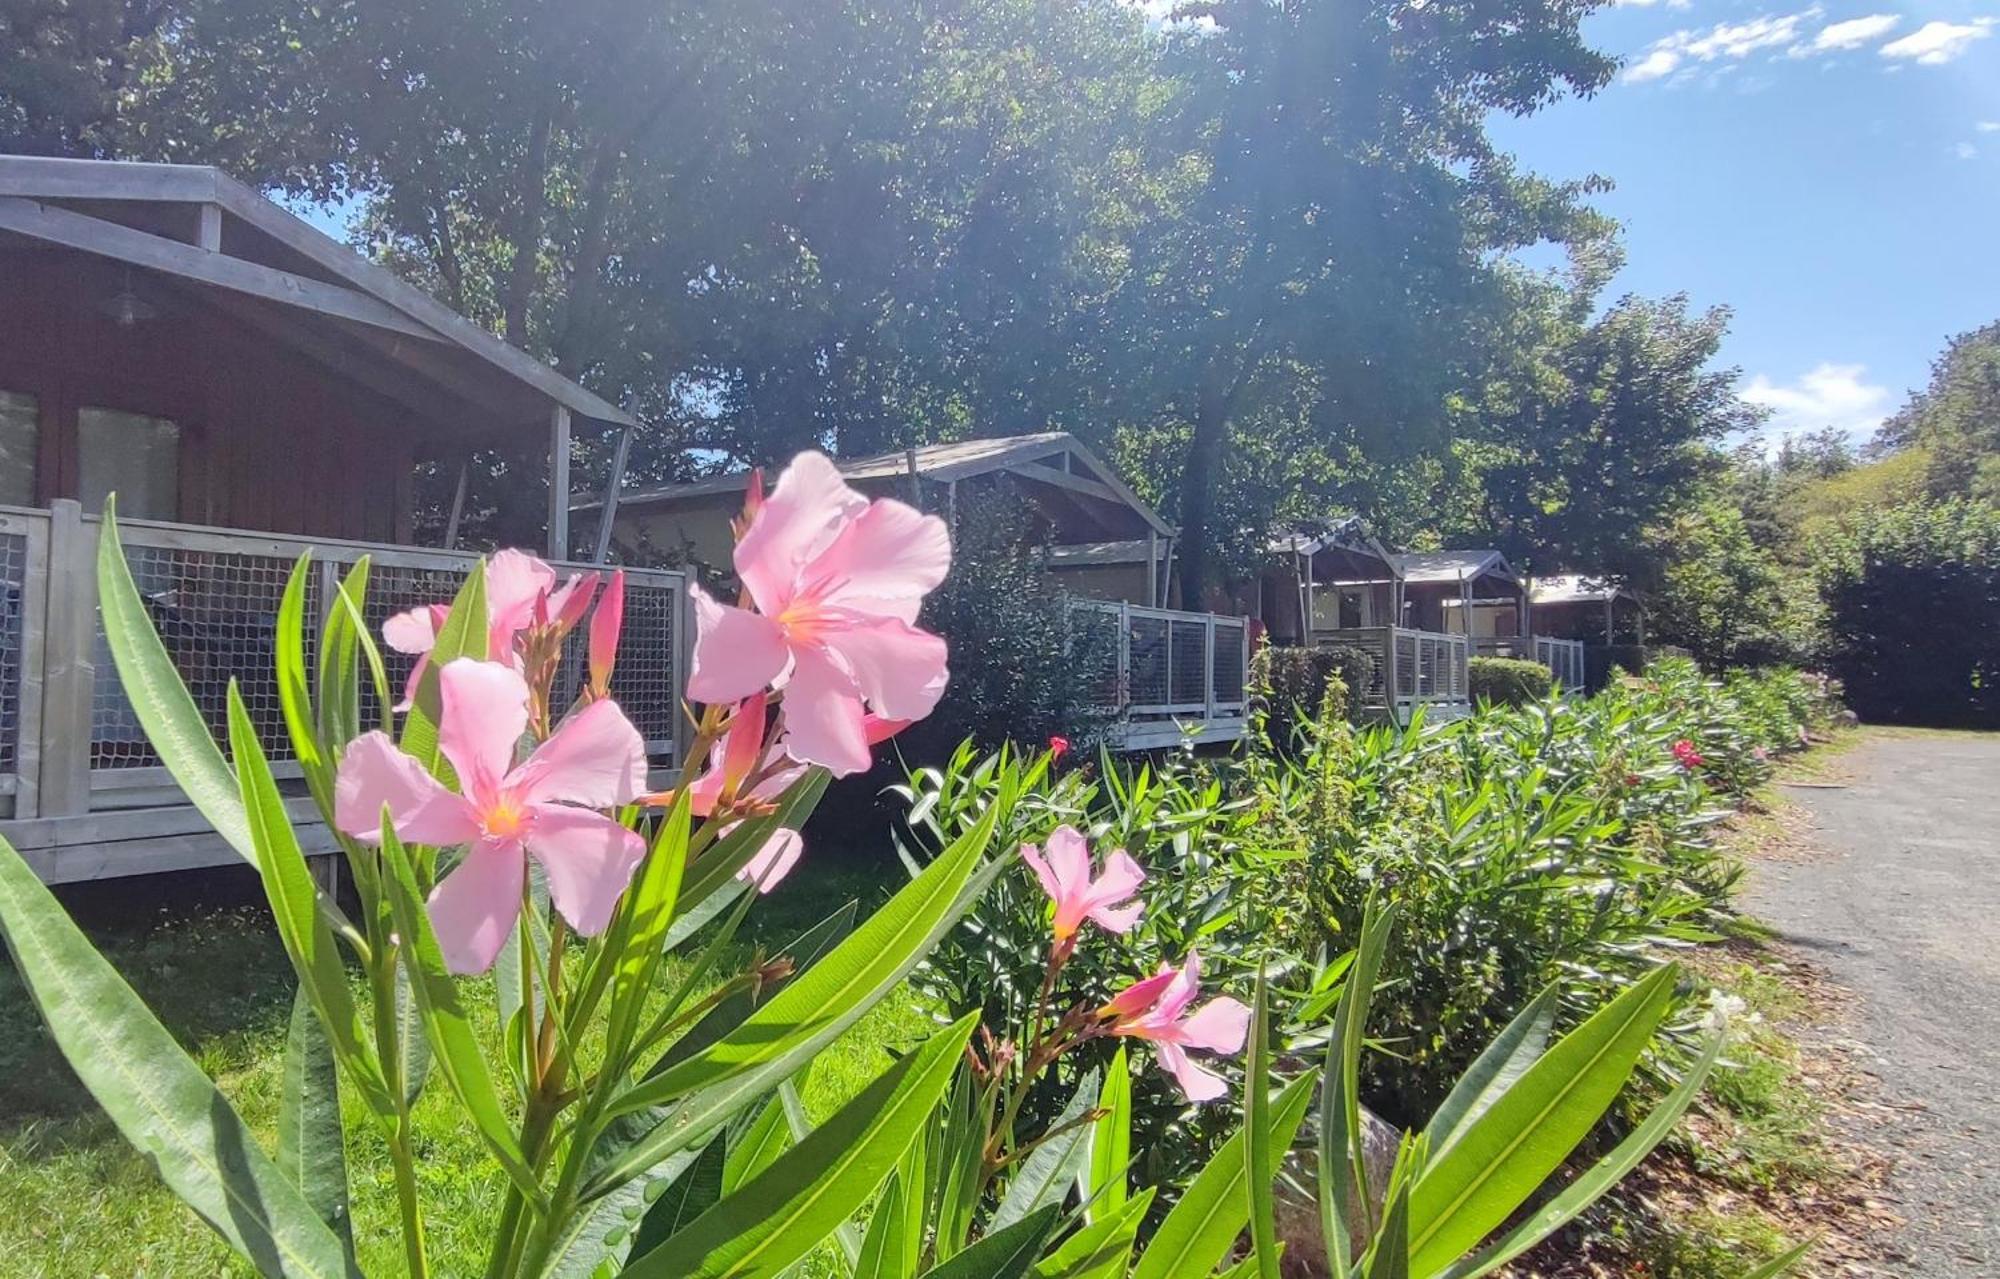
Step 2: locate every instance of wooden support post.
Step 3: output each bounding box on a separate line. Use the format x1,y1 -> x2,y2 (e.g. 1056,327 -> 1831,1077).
442,460 -> 469,550
592,423 -> 635,564
1146,530 -> 1159,608
37,500 -> 96,818
548,405 -> 572,560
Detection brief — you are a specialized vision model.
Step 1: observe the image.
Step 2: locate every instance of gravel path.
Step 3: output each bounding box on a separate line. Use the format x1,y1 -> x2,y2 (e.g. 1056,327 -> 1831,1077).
1746,731 -> 2000,1276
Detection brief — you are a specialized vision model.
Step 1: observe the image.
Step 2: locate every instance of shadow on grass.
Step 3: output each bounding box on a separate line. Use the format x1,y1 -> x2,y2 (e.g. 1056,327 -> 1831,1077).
0,863 -> 294,1128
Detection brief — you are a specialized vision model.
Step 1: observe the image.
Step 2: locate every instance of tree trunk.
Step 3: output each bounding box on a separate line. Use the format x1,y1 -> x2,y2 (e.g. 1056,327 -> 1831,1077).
552,142 -> 621,375
503,92 -> 555,347
1175,376 -> 1232,608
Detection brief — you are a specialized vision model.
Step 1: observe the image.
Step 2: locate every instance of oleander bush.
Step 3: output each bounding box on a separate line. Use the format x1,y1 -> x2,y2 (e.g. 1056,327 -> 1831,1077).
1467,655 -> 1555,708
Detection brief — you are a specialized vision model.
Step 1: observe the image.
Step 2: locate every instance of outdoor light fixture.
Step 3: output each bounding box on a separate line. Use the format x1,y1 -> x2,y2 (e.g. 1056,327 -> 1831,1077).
97,266 -> 159,327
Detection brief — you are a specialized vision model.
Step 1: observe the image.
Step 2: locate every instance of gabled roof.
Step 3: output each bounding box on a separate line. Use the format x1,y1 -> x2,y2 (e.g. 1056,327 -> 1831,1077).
1392,549 -> 1520,586
589,432 -> 1174,537
0,156 -> 634,433
1530,574 -> 1642,607
1271,516 -> 1398,574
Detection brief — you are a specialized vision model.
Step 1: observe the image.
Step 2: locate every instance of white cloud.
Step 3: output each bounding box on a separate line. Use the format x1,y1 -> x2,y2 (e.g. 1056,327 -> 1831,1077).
1956,141 -> 1979,160
1685,10 -> 1819,58
1613,0 -> 1692,9
1879,18 -> 1996,64
1625,48 -> 1687,81
1741,363 -> 1892,440
1977,121 -> 2000,133
1807,13 -> 1899,51
1624,7 -> 1833,84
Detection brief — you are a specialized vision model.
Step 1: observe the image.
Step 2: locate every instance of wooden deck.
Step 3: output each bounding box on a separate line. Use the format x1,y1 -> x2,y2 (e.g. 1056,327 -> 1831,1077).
0,501 -> 690,883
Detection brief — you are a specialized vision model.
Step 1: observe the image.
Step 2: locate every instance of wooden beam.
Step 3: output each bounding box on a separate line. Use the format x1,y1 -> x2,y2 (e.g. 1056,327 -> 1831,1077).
548,405 -> 572,558
213,176 -> 639,426
0,195 -> 437,341
592,424 -> 634,563
1005,459 -> 1124,506
443,461 -> 470,550
194,202 -> 222,251
0,156 -> 221,203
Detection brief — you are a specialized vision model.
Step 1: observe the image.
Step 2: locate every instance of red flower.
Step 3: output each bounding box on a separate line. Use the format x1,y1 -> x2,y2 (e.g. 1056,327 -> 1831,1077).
1671,739 -> 1704,770
1048,734 -> 1071,762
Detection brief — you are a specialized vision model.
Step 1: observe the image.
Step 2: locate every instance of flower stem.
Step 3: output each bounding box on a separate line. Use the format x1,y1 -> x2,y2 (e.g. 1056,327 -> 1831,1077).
391,1114 -> 430,1279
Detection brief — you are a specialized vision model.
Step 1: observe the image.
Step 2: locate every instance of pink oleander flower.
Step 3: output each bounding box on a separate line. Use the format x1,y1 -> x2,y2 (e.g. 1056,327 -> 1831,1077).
686,452 -> 951,778
1099,952 -> 1251,1103
1020,825 -> 1143,946
333,658 -> 648,974
383,549 -> 595,709
1047,734 -> 1071,762
588,569 -> 626,699
688,693 -> 809,893
1752,745 -> 1769,763
1671,738 -> 1704,771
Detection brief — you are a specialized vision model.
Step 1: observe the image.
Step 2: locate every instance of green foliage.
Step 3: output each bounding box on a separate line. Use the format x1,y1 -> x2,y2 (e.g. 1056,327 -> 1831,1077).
1251,643 -> 1367,748
1878,319 -> 2000,504
1812,499 -> 2000,727
1268,660 -> 1824,1121
1645,498 -> 1812,669
1465,657 -> 1552,709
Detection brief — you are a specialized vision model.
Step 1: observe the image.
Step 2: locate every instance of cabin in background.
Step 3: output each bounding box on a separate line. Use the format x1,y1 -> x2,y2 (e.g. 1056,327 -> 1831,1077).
584,432 -> 1256,750
0,157 -> 691,884
1529,575 -> 1648,645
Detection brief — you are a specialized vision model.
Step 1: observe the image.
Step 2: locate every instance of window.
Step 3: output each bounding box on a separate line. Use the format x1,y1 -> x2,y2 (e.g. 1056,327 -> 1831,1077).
0,392 -> 36,507
78,407 -> 180,520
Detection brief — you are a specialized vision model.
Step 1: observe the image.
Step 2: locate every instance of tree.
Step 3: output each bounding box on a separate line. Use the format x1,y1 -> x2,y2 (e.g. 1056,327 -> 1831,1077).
1096,0 -> 1618,604
1644,497 -> 1807,669
1814,500 -> 2000,727
1459,291 -> 1759,579
1876,320 -> 2000,503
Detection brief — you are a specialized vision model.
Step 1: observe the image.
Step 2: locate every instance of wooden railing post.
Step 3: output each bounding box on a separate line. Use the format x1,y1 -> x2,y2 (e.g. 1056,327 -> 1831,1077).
36,500 -> 96,818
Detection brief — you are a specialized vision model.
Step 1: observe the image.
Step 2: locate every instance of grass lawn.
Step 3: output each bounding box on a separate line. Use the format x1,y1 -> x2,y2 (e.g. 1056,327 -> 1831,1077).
0,855 -> 928,1278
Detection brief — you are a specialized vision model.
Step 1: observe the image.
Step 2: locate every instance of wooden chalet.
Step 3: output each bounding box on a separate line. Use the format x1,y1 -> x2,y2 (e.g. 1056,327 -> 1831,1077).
582,433 -> 1255,750
0,157 -> 693,883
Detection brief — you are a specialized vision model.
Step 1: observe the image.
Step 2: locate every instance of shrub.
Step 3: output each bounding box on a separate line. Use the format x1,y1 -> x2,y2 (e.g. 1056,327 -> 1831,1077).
1251,643 -> 1369,747
1467,655 -> 1554,707
1813,499 -> 2000,727
905,485 -> 1118,759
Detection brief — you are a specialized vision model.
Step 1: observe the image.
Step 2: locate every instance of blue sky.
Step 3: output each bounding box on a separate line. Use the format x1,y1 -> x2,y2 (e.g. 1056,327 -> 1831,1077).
1489,0 -> 2000,445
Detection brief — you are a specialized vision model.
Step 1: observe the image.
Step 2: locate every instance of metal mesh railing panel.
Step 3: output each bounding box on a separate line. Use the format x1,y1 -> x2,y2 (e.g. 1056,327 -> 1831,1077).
0,533 -> 25,775
552,579 -> 681,756
1169,620 -> 1207,707
1067,604 -> 1124,711
1211,622 -> 1245,705
1128,616 -> 1170,709
92,542 -> 315,769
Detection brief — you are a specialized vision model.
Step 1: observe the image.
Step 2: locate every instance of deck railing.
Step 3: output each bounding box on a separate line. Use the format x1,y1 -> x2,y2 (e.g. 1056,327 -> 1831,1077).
1471,634 -> 1588,693
1071,601 -> 1251,749
0,500 -> 690,833
1313,625 -> 1471,723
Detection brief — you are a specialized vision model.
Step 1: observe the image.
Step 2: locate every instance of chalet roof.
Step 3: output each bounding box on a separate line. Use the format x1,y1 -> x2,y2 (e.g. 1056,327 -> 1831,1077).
1270,516 -> 1398,574
1530,574 -> 1641,606
1392,549 -> 1519,586
590,431 -> 1174,537
0,157 -> 634,436
1046,538 -> 1153,566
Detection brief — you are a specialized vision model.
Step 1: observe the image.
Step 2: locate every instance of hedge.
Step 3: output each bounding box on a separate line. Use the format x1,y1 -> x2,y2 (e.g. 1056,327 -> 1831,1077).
1468,655 -> 1554,708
